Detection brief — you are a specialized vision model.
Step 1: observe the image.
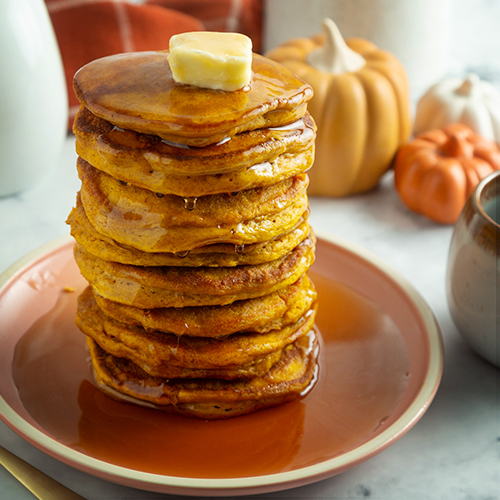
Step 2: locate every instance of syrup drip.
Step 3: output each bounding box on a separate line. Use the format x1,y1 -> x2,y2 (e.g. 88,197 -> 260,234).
183,197 -> 197,211
156,192 -> 165,198
161,138 -> 191,149
175,250 -> 190,258
269,118 -> 304,131
248,162 -> 273,177
216,137 -> 231,146
235,244 -> 245,254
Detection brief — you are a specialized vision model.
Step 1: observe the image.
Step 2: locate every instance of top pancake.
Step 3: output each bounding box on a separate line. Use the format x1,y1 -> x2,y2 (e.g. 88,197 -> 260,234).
73,51 -> 313,146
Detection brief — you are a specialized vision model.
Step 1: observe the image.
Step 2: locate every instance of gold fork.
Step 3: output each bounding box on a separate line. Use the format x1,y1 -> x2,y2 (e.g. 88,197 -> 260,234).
0,445 -> 86,500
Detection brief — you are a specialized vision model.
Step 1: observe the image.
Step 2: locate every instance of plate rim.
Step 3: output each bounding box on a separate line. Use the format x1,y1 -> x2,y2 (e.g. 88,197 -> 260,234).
0,232 -> 444,496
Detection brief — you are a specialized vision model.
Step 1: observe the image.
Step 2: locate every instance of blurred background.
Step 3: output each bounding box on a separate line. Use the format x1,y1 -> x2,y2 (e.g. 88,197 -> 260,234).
44,0 -> 500,126
262,0 -> 500,99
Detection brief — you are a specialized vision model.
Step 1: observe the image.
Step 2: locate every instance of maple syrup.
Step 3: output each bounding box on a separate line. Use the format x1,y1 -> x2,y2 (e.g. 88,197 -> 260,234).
73,52 -> 313,146
12,271 -> 409,478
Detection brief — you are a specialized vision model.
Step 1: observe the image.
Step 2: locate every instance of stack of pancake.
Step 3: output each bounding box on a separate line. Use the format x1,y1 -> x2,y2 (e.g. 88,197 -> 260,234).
67,49 -> 319,419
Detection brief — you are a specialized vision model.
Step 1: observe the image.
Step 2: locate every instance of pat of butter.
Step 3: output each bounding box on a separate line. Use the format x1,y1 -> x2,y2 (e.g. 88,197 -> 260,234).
168,32 -> 252,91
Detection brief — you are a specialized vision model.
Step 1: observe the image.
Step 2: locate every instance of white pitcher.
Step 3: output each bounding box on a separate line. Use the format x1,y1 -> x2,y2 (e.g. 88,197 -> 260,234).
0,0 -> 67,197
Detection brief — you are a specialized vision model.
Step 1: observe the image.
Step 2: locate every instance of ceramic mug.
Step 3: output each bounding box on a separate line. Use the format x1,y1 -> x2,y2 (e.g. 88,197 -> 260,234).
446,170 -> 500,367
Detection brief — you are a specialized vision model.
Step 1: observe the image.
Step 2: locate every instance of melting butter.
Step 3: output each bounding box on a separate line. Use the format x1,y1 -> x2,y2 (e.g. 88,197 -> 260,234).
168,31 -> 252,91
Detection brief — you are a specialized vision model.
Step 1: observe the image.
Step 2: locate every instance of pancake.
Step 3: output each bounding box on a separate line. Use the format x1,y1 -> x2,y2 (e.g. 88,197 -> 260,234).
92,274 -> 317,337
86,327 -> 318,419
73,52 -> 314,146
70,46 -> 319,419
74,106 -> 316,196
77,286 -> 317,379
73,235 -> 315,308
77,156 -> 308,231
68,195 -> 312,267
78,159 -> 309,254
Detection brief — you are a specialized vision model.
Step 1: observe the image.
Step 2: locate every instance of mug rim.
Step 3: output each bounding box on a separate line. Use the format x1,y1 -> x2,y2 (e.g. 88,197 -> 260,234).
473,169 -> 500,229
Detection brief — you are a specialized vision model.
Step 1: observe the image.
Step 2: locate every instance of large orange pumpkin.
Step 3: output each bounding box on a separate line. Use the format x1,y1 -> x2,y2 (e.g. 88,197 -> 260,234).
266,18 -> 412,197
394,123 -> 500,224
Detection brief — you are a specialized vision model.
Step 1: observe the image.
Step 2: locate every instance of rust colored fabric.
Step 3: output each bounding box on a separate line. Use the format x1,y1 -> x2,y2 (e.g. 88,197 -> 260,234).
146,0 -> 263,52
45,0 -> 204,131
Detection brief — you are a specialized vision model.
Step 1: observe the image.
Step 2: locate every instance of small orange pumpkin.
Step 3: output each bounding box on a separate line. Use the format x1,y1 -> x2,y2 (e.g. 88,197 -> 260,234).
394,123 -> 500,224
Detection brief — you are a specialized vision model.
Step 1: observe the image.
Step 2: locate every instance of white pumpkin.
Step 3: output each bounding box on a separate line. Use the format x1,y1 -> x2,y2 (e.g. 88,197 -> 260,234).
414,73 -> 500,143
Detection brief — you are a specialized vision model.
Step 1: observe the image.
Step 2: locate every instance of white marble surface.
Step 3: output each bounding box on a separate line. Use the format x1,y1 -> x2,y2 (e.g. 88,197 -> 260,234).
0,135 -> 499,500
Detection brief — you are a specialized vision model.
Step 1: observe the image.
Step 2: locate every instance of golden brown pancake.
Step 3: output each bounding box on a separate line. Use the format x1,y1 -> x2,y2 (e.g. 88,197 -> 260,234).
73,52 -> 314,146
78,159 -> 309,254
74,106 -> 316,197
92,274 -> 317,337
77,157 -> 308,229
74,236 -> 315,308
86,327 -> 318,419
70,48 -> 319,419
77,286 -> 317,379
68,195 -> 312,267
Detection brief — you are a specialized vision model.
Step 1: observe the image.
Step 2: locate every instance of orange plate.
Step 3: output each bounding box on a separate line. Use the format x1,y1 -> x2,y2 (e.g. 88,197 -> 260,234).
0,234 -> 443,496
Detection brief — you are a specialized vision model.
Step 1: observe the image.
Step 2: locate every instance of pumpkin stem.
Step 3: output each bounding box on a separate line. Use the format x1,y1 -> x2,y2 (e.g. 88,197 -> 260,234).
455,73 -> 480,96
307,18 -> 366,74
440,134 -> 473,158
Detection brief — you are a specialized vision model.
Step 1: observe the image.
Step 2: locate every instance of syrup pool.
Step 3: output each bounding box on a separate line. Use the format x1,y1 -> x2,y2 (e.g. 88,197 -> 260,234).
11,269 -> 410,479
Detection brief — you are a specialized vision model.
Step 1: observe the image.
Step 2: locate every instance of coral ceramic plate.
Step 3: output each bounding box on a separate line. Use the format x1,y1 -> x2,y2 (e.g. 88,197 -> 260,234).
0,234 -> 443,496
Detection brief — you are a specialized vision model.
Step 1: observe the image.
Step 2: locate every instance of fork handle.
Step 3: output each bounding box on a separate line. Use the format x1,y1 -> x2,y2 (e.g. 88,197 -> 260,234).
0,445 -> 86,500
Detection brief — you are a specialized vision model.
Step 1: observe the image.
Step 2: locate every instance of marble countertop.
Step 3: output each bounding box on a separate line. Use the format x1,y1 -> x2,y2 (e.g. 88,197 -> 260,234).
0,136 -> 498,500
